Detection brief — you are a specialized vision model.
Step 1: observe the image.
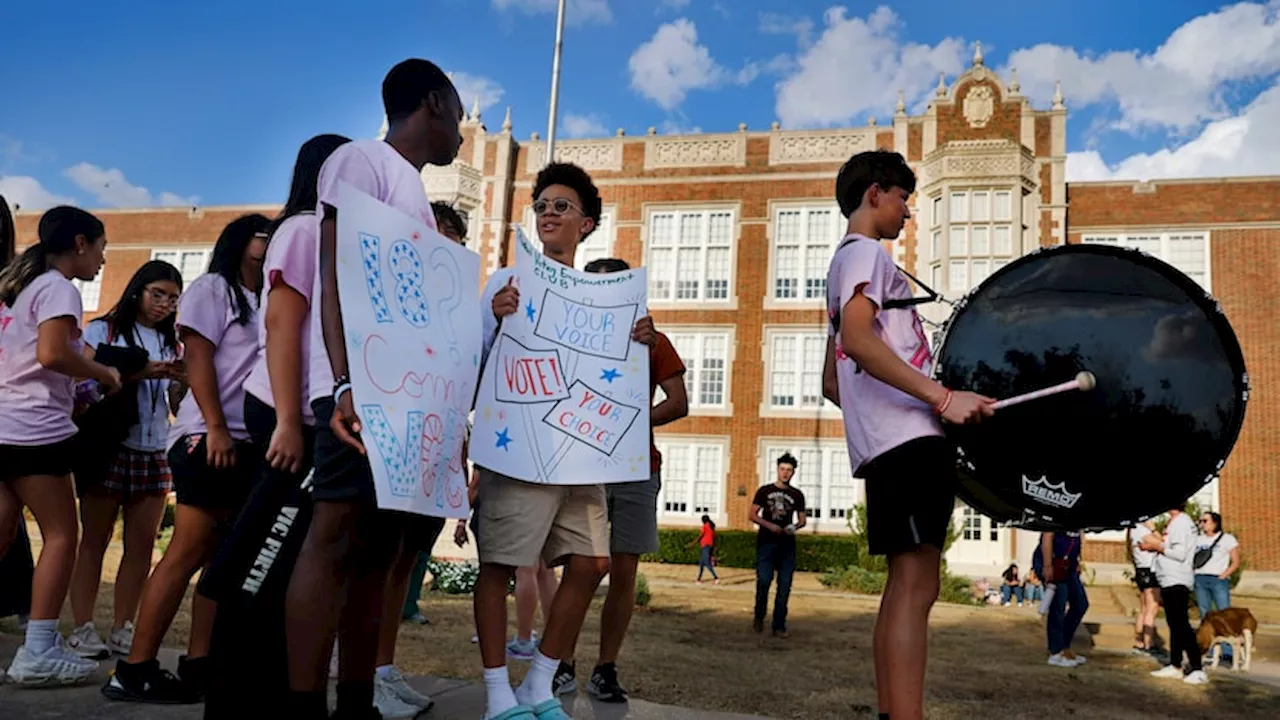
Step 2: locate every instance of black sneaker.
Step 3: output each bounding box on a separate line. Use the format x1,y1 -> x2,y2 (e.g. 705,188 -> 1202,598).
102,658 -> 202,704
752,618 -> 764,633
586,663 -> 629,703
177,654 -> 212,695
551,660 -> 577,695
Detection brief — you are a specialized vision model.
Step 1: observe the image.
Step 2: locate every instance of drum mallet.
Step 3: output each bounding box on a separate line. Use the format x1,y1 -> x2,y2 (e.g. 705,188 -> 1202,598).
993,371 -> 1096,410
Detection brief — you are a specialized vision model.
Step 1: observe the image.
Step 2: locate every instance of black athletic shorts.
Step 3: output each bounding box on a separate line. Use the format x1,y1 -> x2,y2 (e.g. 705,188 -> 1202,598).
861,435 -> 958,557
309,396 -> 378,504
1134,566 -> 1159,591
168,432 -> 260,517
0,436 -> 78,480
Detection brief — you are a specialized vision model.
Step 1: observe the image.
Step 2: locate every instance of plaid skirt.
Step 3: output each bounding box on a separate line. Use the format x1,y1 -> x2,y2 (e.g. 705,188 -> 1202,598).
90,446 -> 173,499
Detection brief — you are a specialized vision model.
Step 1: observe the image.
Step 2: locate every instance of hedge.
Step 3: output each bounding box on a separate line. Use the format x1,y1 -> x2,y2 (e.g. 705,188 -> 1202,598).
640,528 -> 862,573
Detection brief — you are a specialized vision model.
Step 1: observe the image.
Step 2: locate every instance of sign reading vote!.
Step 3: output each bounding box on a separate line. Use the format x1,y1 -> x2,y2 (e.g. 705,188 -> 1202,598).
471,227 -> 651,486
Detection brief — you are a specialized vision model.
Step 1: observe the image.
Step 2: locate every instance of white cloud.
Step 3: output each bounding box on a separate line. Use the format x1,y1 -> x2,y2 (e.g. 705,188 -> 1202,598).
660,0 -> 691,8
0,175 -> 75,212
759,12 -> 814,48
628,18 -> 754,110
491,0 -> 612,26
1066,77 -> 1280,181
1006,1 -> 1280,133
772,7 -> 967,128
447,72 -> 504,116
63,163 -> 196,208
562,113 -> 609,138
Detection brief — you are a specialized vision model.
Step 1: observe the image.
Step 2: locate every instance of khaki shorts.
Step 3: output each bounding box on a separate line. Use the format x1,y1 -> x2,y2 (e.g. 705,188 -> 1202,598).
476,467 -> 609,568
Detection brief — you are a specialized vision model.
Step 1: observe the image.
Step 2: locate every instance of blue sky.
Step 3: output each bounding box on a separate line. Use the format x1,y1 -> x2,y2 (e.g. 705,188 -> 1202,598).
2,1 -> 1278,210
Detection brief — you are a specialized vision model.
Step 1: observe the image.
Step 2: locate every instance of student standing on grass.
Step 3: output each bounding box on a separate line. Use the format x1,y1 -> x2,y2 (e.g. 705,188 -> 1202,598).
822,150 -> 994,720
67,260 -> 185,662
553,256 -> 687,704
283,58 -> 463,720
474,163 -> 657,720
1142,503 -> 1208,685
0,206 -> 119,686
749,453 -> 806,638
697,515 -> 719,584
1042,531 -> 1088,667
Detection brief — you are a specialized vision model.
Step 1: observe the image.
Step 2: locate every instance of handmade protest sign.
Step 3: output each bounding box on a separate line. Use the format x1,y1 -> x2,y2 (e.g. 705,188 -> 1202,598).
334,182 -> 482,518
471,227 -> 650,485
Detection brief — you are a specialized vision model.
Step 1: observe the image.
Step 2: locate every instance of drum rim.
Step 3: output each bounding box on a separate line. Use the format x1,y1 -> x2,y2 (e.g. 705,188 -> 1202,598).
931,242 -> 1250,530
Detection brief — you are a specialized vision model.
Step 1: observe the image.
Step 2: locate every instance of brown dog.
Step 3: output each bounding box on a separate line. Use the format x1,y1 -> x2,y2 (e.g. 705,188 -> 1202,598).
1197,608 -> 1257,671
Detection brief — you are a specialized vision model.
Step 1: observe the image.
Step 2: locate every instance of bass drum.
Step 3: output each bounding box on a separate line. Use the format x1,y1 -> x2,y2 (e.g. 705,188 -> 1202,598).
932,243 -> 1248,531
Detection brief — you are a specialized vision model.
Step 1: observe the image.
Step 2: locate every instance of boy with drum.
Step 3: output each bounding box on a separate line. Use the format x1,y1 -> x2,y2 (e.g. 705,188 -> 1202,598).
823,150 -> 994,720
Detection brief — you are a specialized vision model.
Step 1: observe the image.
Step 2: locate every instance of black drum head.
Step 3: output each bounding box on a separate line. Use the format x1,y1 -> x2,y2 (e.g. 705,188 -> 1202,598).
934,243 -> 1248,531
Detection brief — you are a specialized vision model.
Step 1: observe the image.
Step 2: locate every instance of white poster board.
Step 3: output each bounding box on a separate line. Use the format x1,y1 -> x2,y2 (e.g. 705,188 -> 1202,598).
471,228 -> 650,485
334,182 -> 482,518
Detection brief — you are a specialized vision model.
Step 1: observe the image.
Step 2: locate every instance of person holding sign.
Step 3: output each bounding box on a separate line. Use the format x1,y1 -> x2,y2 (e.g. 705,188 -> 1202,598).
554,257 -> 687,703
283,58 -> 464,720
473,163 -> 657,720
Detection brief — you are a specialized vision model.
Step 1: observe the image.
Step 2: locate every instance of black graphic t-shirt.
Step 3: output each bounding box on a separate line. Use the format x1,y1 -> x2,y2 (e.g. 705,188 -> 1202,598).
753,484 -> 806,546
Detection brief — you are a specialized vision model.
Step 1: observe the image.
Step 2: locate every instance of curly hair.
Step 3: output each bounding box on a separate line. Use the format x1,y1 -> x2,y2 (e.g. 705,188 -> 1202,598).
533,162 -> 602,239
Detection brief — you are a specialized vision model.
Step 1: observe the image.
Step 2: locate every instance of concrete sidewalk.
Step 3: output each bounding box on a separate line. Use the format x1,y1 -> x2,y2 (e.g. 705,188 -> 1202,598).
0,633 -> 770,719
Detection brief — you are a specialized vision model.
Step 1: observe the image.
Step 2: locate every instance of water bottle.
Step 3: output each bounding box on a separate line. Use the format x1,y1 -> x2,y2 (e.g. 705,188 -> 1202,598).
1039,583 -> 1056,615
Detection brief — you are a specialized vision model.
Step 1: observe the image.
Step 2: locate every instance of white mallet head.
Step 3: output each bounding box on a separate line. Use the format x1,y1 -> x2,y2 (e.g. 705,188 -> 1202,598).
1076,370 -> 1096,392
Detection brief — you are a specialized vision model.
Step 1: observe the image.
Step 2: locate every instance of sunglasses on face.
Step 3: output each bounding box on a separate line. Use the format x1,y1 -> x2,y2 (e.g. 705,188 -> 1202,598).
533,198 -> 582,216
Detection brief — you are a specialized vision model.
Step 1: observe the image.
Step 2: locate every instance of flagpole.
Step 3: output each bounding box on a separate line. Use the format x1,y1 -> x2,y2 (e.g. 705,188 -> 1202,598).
544,0 -> 567,168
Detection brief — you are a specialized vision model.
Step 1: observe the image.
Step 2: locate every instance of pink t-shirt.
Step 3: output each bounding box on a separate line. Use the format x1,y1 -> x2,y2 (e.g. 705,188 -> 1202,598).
826,233 -> 943,473
0,270 -> 85,446
168,273 -> 260,446
243,213 -> 318,425
307,139 -> 436,405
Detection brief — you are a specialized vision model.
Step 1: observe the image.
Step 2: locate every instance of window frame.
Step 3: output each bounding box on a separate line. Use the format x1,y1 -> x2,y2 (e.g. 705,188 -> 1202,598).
937,188 -> 1018,295
653,435 -> 730,526
643,203 -> 739,309
71,275 -> 104,313
665,326 -> 736,416
150,248 -> 213,289
765,202 -> 842,307
760,326 -> 841,419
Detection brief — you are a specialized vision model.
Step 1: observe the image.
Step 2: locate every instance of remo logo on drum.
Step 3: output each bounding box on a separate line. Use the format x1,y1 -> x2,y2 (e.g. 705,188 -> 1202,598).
1021,476 -> 1082,510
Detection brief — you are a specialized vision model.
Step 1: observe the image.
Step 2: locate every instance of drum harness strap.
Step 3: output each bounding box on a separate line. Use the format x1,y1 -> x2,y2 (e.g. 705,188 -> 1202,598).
833,235 -> 941,316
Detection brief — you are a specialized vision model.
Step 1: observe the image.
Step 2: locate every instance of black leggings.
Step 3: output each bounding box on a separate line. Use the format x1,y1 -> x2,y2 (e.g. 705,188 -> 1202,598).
1162,584 -> 1201,671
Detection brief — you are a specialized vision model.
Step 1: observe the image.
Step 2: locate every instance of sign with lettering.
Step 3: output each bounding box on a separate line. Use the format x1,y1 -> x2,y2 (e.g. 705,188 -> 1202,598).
334,182 -> 482,518
471,228 -> 650,485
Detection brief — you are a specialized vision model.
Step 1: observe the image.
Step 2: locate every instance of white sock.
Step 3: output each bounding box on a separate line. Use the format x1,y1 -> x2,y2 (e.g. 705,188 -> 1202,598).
483,666 -> 518,718
24,619 -> 58,655
515,650 -> 558,706
376,664 -> 394,680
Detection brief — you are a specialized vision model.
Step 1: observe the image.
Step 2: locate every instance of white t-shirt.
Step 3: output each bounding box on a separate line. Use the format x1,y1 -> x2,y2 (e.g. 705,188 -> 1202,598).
307,139 -> 436,405
1130,528 -> 1157,570
826,234 -> 943,474
1194,532 -> 1239,577
83,320 -> 175,452
1154,512 -> 1196,589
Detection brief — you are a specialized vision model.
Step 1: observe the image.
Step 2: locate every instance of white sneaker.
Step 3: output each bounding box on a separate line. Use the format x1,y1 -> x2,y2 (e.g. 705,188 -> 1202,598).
1048,653 -> 1076,668
5,641 -> 98,686
381,667 -> 433,710
1062,650 -> 1087,665
373,677 -> 421,719
1183,670 -> 1209,685
107,621 -> 134,655
66,622 -> 110,660
1151,665 -> 1184,679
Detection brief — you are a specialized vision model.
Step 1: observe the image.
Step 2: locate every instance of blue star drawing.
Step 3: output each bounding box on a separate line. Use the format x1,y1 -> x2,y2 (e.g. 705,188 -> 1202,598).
525,300 -> 537,323
473,353 -> 479,367
495,427 -> 513,452
601,368 -> 622,384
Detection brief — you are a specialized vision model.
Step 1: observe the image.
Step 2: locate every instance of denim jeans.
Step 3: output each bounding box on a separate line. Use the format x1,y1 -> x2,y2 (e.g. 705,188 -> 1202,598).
755,540 -> 797,631
698,545 -> 719,580
1195,574 -> 1233,660
1001,584 -> 1024,604
1024,584 -> 1044,603
1046,573 -> 1089,654
403,551 -> 432,619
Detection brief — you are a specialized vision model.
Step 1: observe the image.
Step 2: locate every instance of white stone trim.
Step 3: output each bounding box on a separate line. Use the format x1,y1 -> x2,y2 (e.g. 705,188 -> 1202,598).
643,134 -> 746,170
767,129 -> 876,166
526,138 -> 624,172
